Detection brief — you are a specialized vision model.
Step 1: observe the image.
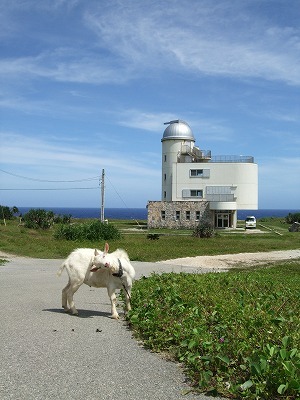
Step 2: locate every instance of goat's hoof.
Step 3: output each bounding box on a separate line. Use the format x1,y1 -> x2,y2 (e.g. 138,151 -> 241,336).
111,314 -> 119,319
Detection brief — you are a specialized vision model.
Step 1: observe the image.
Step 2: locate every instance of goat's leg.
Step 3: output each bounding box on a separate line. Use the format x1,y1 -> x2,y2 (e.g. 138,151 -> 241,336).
66,283 -> 82,315
62,281 -> 70,311
123,285 -> 132,313
107,287 -> 119,319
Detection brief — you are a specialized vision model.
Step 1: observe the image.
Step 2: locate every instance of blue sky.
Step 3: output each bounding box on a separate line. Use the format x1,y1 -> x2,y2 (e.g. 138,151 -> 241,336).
0,0 -> 299,209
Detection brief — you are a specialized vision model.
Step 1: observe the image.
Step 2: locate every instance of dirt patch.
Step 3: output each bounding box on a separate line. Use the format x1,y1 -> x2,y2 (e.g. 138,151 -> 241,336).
0,251 -> 29,260
160,249 -> 300,270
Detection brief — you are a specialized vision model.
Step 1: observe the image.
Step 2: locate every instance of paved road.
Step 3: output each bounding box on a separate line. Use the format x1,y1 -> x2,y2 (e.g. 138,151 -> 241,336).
0,255 -> 225,400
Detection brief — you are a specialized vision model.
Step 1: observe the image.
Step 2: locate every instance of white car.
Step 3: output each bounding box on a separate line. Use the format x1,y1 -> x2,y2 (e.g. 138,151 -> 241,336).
245,216 -> 256,229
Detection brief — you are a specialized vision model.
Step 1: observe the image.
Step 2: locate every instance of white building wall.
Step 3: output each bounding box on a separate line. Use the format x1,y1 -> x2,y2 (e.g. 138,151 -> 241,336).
172,162 -> 258,209
162,139 -> 194,201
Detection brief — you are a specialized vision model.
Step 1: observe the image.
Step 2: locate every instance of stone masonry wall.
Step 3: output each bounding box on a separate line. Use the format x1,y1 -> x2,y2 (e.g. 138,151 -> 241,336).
147,201 -> 211,229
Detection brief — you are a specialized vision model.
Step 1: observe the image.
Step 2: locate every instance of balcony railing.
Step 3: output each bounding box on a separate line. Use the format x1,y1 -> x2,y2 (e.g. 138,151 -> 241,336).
179,145 -> 254,163
209,155 -> 254,163
206,194 -> 236,202
179,144 -> 211,162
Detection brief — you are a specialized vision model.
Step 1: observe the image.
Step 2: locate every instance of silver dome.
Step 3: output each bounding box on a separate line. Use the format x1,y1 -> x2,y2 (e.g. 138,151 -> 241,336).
162,120 -> 195,141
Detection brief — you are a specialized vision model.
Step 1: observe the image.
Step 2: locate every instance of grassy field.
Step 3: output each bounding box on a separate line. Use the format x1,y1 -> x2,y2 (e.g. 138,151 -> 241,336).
0,217 -> 299,260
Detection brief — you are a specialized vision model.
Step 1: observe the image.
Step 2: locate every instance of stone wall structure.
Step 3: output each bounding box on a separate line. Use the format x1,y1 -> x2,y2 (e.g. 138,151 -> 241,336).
147,200 -> 211,229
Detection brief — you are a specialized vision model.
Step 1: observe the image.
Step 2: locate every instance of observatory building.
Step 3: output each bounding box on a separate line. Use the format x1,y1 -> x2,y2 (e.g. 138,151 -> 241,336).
147,120 -> 258,229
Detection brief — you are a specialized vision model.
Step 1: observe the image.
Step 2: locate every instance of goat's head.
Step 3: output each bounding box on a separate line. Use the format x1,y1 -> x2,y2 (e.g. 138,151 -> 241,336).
90,243 -> 118,273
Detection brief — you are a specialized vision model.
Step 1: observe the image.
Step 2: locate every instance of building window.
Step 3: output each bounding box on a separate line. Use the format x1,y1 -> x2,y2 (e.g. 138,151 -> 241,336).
190,169 -> 210,178
164,155 -> 167,162
164,173 -> 166,181
182,189 -> 203,198
186,211 -> 190,220
196,211 -> 200,220
175,211 -> 180,220
190,190 -> 203,198
190,169 -> 203,177
164,191 -> 166,199
161,210 -> 165,220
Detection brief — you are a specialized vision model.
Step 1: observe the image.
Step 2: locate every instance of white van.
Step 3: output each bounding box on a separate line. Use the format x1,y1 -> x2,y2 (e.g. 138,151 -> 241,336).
245,216 -> 256,229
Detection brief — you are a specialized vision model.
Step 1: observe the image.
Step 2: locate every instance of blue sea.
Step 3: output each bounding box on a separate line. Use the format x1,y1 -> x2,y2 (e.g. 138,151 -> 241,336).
17,207 -> 299,220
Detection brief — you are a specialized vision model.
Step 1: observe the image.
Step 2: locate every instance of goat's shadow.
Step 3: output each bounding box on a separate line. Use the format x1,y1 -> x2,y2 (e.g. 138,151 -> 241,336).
43,308 -> 112,319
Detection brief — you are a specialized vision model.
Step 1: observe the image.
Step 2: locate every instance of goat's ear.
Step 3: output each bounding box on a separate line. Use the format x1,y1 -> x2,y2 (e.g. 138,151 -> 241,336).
94,249 -> 99,256
104,242 -> 109,254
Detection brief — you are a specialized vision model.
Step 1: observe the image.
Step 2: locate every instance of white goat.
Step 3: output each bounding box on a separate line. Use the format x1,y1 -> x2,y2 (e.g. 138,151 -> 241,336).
57,243 -> 135,319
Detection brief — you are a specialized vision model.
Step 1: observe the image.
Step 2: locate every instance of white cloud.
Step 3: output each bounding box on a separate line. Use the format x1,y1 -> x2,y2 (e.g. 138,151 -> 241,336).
116,109 -> 235,144
0,131 -> 159,177
1,1 -> 299,86
84,0 -> 300,86
117,110 -> 178,132
0,52 -> 132,85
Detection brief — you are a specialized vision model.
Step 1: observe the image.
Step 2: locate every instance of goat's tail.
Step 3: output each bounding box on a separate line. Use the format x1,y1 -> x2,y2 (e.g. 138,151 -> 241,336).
57,262 -> 65,277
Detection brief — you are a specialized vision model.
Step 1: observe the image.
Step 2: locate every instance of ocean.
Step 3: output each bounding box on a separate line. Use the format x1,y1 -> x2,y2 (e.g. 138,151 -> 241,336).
17,207 -> 299,220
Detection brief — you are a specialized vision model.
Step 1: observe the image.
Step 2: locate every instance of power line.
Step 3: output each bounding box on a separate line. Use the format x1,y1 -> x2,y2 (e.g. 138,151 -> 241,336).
105,174 -> 143,226
0,169 -> 132,215
0,168 -> 100,183
105,174 -> 129,208
0,187 -> 99,191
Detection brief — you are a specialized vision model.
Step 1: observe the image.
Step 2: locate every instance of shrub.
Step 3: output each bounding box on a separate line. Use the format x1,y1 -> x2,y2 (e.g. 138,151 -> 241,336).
54,220 -> 121,241
23,209 -> 55,229
286,213 -> 300,224
193,218 -> 214,238
53,214 -> 72,224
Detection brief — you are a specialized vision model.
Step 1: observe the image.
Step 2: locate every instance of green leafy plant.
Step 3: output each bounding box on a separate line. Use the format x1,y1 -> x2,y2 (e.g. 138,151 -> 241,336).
54,219 -> 121,241
242,336 -> 300,397
127,262 -> 300,399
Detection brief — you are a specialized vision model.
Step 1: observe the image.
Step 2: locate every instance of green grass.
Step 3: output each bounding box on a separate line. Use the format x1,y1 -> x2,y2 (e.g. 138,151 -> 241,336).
127,261 -> 300,399
0,217 -> 299,260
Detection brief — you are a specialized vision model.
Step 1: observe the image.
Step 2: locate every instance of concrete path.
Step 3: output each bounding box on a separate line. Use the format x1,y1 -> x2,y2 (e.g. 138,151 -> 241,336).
0,255 -> 225,400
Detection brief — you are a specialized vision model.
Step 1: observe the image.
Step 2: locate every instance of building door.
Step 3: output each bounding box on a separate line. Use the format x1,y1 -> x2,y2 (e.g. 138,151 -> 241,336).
215,212 -> 231,228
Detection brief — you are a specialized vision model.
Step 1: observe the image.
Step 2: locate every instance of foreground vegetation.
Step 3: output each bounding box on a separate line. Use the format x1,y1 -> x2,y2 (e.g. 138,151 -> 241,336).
0,216 -> 299,260
127,261 -> 300,399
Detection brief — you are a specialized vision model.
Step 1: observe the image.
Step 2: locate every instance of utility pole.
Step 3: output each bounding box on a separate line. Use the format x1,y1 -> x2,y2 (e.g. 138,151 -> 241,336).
100,169 -> 105,222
